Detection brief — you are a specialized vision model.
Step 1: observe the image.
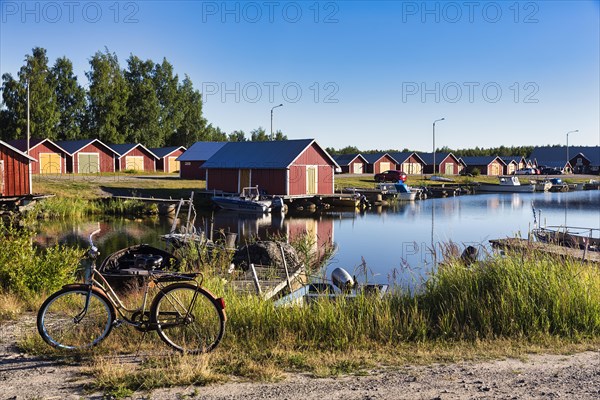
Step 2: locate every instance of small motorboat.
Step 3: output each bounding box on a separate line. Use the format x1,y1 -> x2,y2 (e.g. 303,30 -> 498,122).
212,186 -> 283,213
533,226 -> 600,251
274,267 -> 389,307
475,176 -> 535,193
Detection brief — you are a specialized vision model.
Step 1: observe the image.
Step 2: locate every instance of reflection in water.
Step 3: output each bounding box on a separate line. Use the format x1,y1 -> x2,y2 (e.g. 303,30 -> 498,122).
37,191 -> 600,287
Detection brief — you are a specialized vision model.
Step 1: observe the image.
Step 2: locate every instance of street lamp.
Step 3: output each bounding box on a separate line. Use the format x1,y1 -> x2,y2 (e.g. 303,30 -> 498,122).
566,129 -> 578,173
270,104 -> 283,140
432,118 -> 445,175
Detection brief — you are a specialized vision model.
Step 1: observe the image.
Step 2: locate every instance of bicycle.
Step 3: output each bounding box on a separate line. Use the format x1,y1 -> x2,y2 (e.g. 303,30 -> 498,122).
37,229 -> 226,354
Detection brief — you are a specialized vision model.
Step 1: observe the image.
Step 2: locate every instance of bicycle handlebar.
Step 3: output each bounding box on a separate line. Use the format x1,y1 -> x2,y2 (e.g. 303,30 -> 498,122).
89,228 -> 101,248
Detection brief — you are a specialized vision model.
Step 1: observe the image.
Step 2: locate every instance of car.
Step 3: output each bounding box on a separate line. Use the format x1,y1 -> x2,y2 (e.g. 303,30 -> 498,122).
514,168 -> 537,175
540,167 -> 562,175
374,170 -> 407,183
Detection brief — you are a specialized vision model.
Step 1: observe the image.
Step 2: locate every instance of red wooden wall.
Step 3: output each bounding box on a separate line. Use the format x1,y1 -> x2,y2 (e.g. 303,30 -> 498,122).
118,147 -> 156,171
0,144 -> 32,196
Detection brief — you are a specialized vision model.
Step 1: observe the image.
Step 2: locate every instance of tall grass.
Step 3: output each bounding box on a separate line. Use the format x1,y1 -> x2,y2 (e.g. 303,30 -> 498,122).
30,197 -> 157,219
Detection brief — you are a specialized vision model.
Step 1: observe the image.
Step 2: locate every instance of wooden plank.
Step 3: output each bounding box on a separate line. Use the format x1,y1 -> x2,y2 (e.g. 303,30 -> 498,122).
490,238 -> 600,264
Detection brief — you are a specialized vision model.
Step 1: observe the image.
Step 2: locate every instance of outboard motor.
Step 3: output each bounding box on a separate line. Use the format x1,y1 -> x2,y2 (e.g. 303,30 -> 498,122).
331,267 -> 355,292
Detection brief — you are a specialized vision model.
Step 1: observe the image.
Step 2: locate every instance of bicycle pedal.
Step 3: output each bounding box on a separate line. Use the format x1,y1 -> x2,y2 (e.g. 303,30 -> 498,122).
112,319 -> 124,328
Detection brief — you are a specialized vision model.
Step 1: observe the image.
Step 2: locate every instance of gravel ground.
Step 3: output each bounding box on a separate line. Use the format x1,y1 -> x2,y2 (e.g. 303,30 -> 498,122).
1,316 -> 599,400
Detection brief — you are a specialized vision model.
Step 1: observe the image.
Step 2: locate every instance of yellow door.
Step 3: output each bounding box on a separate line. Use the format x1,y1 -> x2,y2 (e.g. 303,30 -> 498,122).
125,156 -> 144,171
352,163 -> 363,174
168,156 -> 180,173
379,162 -> 391,173
239,169 -> 251,190
307,166 -> 318,194
445,163 -> 455,175
39,153 -> 61,174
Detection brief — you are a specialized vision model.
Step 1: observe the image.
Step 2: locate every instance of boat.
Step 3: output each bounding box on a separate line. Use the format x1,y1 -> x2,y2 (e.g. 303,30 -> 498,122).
532,179 -> 552,192
475,176 -> 535,193
212,186 -> 284,213
533,226 -> 600,252
374,182 -> 419,201
548,178 -> 569,192
274,267 -> 389,307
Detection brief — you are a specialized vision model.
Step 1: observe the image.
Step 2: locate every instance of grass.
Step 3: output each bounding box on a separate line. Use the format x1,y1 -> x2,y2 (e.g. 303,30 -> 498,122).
10,243 -> 599,395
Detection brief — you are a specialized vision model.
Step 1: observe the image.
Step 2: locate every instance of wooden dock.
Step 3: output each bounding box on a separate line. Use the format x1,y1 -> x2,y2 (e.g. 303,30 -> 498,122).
489,238 -> 600,264
228,263 -> 307,300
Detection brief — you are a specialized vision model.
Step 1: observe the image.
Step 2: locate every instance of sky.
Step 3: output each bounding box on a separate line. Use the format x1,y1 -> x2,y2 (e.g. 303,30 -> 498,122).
1,0 -> 599,151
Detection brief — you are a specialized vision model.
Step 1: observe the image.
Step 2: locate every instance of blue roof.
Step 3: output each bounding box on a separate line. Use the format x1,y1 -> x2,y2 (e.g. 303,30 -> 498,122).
332,153 -> 365,166
531,146 -> 600,165
500,156 -> 525,164
177,142 -> 227,161
362,152 -> 397,164
0,140 -> 37,161
417,152 -> 455,165
202,139 -> 338,169
461,156 -> 506,166
149,146 -> 186,158
55,139 -> 118,156
387,151 -> 424,164
107,143 -> 158,159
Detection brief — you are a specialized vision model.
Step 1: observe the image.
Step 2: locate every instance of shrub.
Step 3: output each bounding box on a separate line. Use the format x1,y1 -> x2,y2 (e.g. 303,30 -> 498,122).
0,222 -> 84,298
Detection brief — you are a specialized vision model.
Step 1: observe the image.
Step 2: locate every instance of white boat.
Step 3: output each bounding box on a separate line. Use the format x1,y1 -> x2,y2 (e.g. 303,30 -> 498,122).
374,182 -> 419,201
475,176 -> 535,193
532,179 -> 552,192
212,186 -> 283,213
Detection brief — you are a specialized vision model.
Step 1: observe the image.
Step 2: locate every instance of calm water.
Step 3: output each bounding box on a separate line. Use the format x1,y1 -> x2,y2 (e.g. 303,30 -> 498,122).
38,191 -> 600,286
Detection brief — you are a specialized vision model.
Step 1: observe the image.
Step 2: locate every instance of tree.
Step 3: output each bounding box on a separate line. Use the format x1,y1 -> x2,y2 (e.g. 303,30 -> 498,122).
250,127 -> 270,141
51,57 -> 86,140
86,48 -> 129,144
0,47 -> 59,140
228,130 -> 246,142
273,130 -> 287,141
123,55 -> 161,146
171,75 -> 206,147
153,58 -> 182,146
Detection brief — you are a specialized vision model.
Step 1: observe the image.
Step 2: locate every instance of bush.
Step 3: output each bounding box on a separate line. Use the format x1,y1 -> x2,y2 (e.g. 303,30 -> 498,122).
0,222 -> 84,298
471,168 -> 481,176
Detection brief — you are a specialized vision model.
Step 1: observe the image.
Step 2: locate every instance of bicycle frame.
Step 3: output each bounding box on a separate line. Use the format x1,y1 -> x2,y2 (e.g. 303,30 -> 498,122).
76,229 -> 203,330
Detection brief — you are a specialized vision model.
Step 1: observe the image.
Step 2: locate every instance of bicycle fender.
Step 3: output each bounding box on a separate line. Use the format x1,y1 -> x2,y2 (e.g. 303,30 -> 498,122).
60,284 -> 117,315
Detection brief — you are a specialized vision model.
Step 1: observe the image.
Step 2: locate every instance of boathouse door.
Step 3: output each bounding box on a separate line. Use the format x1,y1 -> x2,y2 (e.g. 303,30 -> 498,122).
306,166 -> 318,195
40,153 -> 61,174
168,157 -> 180,173
0,160 -> 4,196
239,169 -> 251,191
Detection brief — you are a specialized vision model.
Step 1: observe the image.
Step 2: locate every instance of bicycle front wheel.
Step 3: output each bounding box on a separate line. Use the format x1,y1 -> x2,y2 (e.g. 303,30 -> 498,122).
37,288 -> 115,350
151,283 -> 225,354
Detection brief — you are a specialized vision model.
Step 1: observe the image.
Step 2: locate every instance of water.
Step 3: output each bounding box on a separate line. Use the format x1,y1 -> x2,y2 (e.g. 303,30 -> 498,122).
37,191 -> 600,286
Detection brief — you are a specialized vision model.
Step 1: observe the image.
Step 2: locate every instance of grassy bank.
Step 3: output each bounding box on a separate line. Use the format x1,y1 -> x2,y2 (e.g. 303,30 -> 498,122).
6,231 -> 598,395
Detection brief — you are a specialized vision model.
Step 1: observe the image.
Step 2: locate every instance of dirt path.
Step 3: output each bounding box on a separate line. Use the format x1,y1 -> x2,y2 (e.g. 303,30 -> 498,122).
1,317 -> 598,400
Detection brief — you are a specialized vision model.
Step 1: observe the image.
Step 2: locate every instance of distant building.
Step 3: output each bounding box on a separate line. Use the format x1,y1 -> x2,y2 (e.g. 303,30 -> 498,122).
177,142 -> 227,180
418,152 -> 462,175
332,154 -> 368,174
8,138 -> 68,174
108,143 -> 158,172
0,140 -> 37,197
461,156 -> 506,176
362,152 -> 398,174
500,156 -> 527,175
531,146 -> 600,174
56,139 -> 118,174
150,146 -> 186,173
203,139 -> 338,196
387,152 -> 426,174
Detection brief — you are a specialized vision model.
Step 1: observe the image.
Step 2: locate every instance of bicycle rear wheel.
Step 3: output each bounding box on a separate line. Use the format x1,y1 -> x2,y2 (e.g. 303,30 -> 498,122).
37,288 -> 115,350
151,283 -> 225,354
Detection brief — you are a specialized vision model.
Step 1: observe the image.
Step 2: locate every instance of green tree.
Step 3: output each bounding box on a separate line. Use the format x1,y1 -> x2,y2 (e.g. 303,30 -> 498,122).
250,127 -> 270,141
273,130 -> 287,141
153,58 -> 183,146
86,48 -> 129,144
228,130 -> 246,142
123,55 -> 161,146
51,57 -> 86,140
0,47 -> 59,140
171,75 -> 206,147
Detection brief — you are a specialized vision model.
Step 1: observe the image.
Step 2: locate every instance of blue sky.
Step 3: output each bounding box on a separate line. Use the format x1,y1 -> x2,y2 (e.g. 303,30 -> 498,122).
1,0 -> 599,150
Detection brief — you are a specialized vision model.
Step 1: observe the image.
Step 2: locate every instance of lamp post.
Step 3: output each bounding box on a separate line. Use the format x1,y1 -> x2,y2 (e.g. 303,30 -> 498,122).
432,118 -> 445,175
270,104 -> 283,140
566,129 -> 578,173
